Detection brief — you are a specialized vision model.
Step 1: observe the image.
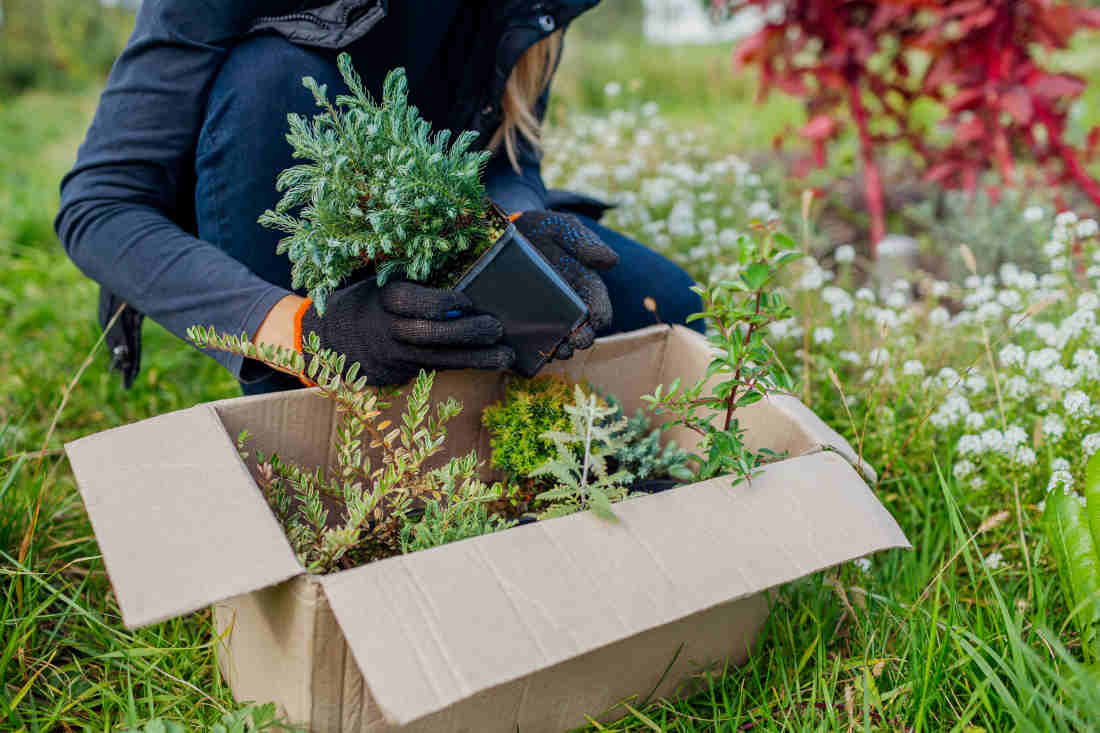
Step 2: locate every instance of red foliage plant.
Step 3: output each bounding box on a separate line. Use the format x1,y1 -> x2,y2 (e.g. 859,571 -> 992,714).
712,0 -> 1100,255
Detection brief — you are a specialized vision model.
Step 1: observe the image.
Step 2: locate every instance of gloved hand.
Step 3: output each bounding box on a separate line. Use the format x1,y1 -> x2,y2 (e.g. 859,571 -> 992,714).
296,280 -> 515,386
512,211 -> 619,359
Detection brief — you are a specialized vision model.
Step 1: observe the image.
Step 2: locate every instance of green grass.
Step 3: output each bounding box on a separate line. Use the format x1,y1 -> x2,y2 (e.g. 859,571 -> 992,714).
4,20 -> 1100,733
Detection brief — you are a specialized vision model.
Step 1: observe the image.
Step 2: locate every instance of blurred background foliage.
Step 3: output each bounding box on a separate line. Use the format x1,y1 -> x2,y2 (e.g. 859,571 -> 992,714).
0,0 -> 134,96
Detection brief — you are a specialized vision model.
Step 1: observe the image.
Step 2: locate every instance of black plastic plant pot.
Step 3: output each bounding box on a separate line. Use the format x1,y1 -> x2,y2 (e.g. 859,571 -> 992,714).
453,203 -> 590,378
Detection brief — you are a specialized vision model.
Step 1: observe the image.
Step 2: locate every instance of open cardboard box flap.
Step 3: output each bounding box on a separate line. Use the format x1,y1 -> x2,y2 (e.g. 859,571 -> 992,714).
321,450 -> 907,726
65,325 -> 908,726
64,405 -> 303,628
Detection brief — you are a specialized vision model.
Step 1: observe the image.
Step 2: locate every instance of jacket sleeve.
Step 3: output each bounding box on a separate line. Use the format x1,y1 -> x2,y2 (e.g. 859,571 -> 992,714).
55,0 -> 290,380
482,86 -> 551,215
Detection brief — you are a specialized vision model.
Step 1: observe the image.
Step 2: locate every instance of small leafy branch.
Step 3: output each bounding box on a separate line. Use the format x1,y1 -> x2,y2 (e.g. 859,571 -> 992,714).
187,326 -> 508,572
259,55 -> 492,313
533,386 -> 633,521
643,224 -> 800,482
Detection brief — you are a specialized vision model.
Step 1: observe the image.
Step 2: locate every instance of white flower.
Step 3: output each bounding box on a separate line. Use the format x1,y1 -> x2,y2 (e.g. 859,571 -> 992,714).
965,412 -> 986,430
641,101 -> 659,117
839,350 -> 862,365
1042,240 -> 1065,259
1004,425 -> 1028,448
855,288 -> 876,302
957,434 -> 982,456
1052,457 -> 1071,472
902,360 -> 925,377
1078,292 -> 1100,311
1077,218 -> 1099,238
931,392 -> 972,428
1055,211 -> 1079,228
997,290 -> 1023,312
1004,376 -> 1031,400
1083,433 -> 1100,456
1023,205 -> 1044,223
980,428 -> 1007,455
983,551 -> 1004,570
965,374 -> 988,394
953,460 -> 975,479
813,326 -> 835,345
1026,348 -> 1062,375
1015,271 -> 1039,291
929,306 -> 950,326
1063,390 -> 1091,418
1013,445 -> 1037,466
853,557 -> 872,573
869,347 -> 890,366
886,291 -> 908,309
835,244 -> 856,264
971,476 -> 987,491
1042,366 -> 1078,390
1046,470 -> 1074,494
796,265 -> 826,291
604,81 -> 622,97
931,280 -> 951,298
769,318 -> 796,340
999,344 -> 1026,368
748,199 -> 777,221
1043,415 -> 1067,440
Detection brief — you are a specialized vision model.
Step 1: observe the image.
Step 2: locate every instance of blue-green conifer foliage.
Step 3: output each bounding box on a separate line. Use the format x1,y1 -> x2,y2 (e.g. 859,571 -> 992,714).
259,54 -> 492,313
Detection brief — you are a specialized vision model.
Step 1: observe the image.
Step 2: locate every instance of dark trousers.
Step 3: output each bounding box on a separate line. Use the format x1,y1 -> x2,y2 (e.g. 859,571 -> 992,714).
194,35 -> 703,394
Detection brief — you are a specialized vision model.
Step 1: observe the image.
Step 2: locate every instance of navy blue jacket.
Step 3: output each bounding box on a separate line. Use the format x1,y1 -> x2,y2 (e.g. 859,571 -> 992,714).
55,0 -> 600,382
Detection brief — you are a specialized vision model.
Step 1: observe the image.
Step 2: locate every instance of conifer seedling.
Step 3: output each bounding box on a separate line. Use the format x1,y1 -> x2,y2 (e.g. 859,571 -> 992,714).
259,54 -> 494,314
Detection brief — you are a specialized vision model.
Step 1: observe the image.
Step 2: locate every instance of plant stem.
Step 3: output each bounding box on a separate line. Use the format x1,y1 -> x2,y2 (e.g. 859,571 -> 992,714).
847,80 -> 886,253
724,289 -> 763,432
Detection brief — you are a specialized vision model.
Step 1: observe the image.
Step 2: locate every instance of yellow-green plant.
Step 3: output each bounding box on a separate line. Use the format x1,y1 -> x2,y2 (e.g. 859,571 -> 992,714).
482,376 -> 580,480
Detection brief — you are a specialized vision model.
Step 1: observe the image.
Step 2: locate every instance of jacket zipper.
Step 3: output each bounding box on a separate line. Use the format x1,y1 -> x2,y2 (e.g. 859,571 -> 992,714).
252,11 -> 339,30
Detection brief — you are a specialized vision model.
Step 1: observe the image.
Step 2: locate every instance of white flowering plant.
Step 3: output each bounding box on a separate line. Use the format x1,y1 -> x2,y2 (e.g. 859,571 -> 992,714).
536,88 -> 1100,726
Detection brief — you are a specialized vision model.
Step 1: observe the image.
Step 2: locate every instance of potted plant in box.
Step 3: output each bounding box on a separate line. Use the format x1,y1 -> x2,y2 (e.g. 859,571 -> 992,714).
258,54 -> 589,377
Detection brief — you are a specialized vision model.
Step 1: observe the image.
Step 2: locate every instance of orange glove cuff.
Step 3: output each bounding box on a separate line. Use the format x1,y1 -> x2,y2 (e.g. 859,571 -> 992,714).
292,297 -> 316,388
508,211 -> 523,223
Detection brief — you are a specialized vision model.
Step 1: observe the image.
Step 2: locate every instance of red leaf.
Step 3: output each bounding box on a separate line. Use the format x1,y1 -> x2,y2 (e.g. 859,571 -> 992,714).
999,87 -> 1033,126
801,114 -> 839,141
952,116 -> 986,145
733,30 -> 770,68
924,161 -> 957,184
1029,73 -> 1086,102
946,88 -> 984,112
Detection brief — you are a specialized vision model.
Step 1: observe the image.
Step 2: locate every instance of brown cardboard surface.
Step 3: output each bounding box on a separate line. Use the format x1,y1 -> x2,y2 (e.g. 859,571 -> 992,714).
64,405 -> 301,628
321,451 -> 908,726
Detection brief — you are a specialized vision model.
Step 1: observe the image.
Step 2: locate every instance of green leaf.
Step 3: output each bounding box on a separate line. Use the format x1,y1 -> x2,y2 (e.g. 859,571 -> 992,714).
589,489 -> 618,521
772,232 -> 797,251
1045,487 -> 1100,662
1086,452 -> 1100,561
741,262 -> 770,291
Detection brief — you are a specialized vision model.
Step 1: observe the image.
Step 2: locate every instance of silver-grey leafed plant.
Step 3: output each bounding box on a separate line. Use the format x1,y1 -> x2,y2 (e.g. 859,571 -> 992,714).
532,385 -> 633,521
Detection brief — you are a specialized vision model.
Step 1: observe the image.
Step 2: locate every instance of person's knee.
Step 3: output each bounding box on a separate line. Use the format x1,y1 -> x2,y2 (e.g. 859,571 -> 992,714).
661,277 -> 705,333
205,36 -> 335,132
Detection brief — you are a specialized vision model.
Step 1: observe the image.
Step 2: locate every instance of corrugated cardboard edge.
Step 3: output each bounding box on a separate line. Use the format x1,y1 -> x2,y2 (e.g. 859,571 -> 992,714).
64,405 -> 302,629
321,451 -> 910,727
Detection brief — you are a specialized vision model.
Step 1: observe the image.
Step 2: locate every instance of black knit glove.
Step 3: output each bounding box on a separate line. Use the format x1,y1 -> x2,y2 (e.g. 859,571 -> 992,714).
298,280 -> 515,386
513,211 -> 619,359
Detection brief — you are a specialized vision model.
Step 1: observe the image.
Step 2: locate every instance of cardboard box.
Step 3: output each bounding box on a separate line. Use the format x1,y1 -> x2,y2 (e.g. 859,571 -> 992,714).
65,325 -> 908,732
